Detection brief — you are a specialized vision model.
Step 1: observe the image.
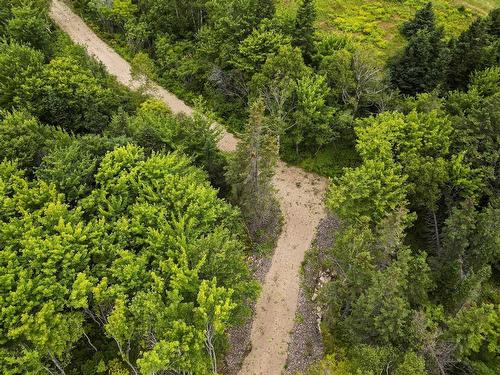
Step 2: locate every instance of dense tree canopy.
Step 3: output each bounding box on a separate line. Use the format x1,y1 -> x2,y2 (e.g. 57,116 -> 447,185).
1,0 -> 499,374
0,2 -> 257,373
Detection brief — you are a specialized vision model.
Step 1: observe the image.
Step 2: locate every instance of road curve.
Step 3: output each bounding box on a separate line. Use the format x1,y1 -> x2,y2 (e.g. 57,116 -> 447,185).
50,1 -> 327,373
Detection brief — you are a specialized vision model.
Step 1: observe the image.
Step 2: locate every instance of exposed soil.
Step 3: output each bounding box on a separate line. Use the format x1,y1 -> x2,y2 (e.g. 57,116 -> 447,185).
284,215 -> 340,374
222,254 -> 273,375
50,2 -> 328,373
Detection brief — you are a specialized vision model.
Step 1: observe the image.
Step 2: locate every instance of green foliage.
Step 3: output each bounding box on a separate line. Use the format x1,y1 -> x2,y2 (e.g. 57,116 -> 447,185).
4,1 -> 53,55
390,27 -> 447,96
36,134 -> 128,202
1,144 -> 257,373
0,161 -> 94,372
356,110 -> 454,210
88,0 -> 137,32
232,22 -> 292,77
446,8 -> 500,90
401,2 -> 436,38
328,159 -> 407,225
291,73 -> 335,151
18,56 -> 121,132
393,351 -> 426,375
437,200 -> 499,310
226,99 -> 280,243
293,0 -> 317,63
0,110 -> 67,172
154,36 -> 204,93
0,41 -> 44,109
80,145 -> 257,372
108,100 -> 228,190
319,47 -> 386,118
447,303 -> 500,370
445,67 -> 500,197
198,0 -> 271,67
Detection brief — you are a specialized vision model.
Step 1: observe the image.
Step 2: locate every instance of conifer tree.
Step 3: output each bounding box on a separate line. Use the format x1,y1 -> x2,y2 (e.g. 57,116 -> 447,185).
293,0 -> 316,63
391,2 -> 448,95
390,27 -> 446,96
226,99 -> 279,242
257,0 -> 276,21
401,2 -> 435,38
446,9 -> 500,90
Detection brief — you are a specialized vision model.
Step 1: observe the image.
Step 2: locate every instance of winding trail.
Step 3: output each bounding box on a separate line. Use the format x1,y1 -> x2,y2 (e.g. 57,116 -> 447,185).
50,1 -> 327,373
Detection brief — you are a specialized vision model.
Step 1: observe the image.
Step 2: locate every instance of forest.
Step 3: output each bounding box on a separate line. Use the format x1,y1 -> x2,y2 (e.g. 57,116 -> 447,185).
0,0 -> 498,374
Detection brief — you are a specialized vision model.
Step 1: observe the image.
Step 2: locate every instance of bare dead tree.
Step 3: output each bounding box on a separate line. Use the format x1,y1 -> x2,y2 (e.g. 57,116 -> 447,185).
348,49 -> 387,120
424,210 -> 442,255
204,323 -> 217,374
412,312 -> 458,375
207,66 -> 248,99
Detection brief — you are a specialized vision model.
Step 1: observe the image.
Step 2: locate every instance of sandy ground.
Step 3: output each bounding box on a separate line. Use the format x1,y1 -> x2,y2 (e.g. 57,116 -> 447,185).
50,2 -> 328,373
284,216 -> 339,374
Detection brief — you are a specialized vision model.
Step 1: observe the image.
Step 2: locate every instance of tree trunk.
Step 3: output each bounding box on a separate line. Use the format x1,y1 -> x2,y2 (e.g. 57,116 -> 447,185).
432,209 -> 441,254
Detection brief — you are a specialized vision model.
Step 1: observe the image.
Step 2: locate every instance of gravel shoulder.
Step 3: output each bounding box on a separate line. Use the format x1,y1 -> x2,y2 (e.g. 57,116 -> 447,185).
284,215 -> 339,374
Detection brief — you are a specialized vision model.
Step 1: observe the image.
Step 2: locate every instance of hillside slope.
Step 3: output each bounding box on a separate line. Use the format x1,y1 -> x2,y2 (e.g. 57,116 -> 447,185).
279,0 -> 499,53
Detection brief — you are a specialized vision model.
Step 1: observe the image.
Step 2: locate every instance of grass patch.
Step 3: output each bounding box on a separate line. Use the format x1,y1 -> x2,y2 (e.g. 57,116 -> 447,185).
283,137 -> 361,179
278,0 -> 498,57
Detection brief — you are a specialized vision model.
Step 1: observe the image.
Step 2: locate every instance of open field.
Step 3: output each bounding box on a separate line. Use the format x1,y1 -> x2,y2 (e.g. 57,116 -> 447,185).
278,0 -> 500,54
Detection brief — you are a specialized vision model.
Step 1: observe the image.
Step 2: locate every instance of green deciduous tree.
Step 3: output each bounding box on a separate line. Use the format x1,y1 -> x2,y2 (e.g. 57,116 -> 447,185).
291,73 -> 335,152
0,41 -> 43,109
356,110 -> 453,211
18,57 -> 120,133
328,159 -> 408,225
231,22 -> 291,78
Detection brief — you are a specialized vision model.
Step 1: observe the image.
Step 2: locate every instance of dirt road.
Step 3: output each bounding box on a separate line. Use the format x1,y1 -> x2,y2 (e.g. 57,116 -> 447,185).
50,1 -> 327,373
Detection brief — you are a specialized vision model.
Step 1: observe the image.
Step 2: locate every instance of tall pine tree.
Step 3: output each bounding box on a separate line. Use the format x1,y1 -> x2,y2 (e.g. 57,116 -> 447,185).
390,3 -> 447,96
401,2 -> 435,38
226,99 -> 279,243
446,9 -> 500,90
293,0 -> 316,64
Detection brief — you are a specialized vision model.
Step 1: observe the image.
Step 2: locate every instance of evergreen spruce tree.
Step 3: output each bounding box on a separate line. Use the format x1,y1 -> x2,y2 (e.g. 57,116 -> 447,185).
391,3 -> 447,96
226,99 -> 279,243
293,0 -> 316,64
390,28 -> 446,95
445,8 -> 500,91
401,2 -> 435,38
257,0 -> 276,21
446,18 -> 489,90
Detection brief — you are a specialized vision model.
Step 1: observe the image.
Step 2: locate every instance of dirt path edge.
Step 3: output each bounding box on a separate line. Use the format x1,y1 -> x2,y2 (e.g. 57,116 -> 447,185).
49,2 -> 328,373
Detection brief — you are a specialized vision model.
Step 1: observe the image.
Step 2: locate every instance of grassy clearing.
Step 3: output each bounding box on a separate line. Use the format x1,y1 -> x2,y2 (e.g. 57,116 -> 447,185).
278,0 -> 499,55
282,137 -> 361,179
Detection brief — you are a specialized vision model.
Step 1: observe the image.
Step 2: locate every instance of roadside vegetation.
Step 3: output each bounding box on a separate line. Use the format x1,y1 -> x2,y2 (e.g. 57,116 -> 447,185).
0,1 -> 259,373
0,0 -> 498,374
